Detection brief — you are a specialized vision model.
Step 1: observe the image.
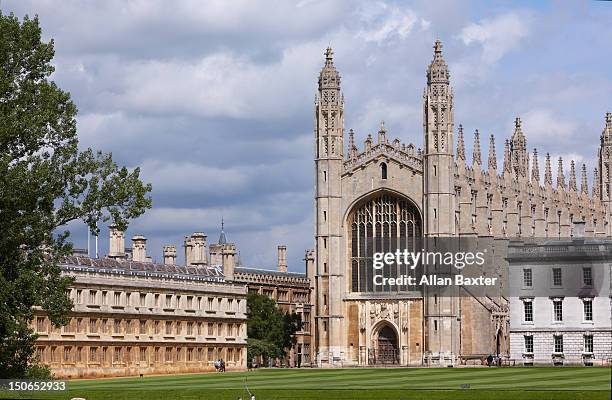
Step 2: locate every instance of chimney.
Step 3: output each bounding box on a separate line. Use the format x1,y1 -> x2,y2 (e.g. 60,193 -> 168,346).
131,235 -> 147,262
573,220 -> 586,239
190,232 -> 207,266
221,243 -> 236,281
108,224 -> 125,259
184,235 -> 193,266
163,245 -> 177,265
277,245 -> 287,273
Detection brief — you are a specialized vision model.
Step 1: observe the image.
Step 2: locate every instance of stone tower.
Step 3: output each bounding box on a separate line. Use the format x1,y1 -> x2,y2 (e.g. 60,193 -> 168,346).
423,40 -> 455,236
598,112 -> 612,234
422,40 -> 459,364
314,47 -> 344,365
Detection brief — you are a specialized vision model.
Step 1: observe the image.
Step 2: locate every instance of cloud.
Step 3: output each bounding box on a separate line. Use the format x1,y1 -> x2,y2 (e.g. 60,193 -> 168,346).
3,0 -> 611,271
458,11 -> 531,63
521,109 -> 578,142
356,2 -> 429,44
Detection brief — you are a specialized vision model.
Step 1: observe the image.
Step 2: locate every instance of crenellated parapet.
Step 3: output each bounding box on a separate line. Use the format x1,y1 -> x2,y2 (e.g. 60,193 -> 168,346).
343,121 -> 423,174
453,113 -> 611,238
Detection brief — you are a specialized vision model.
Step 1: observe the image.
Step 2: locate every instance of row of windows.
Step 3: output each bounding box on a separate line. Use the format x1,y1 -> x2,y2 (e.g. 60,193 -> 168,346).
523,298 -> 593,323
36,345 -> 243,364
524,335 -> 593,354
68,289 -> 243,312
35,317 -> 243,337
522,267 -> 592,288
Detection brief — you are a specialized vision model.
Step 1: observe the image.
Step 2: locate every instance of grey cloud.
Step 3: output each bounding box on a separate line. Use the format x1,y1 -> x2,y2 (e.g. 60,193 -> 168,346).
3,0 -> 611,270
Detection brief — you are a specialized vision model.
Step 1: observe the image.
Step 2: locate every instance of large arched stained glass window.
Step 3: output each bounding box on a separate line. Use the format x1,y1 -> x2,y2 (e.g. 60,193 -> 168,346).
348,193 -> 422,292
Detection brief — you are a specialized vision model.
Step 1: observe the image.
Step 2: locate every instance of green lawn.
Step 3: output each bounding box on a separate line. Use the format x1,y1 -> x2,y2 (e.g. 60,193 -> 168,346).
1,367 -> 610,400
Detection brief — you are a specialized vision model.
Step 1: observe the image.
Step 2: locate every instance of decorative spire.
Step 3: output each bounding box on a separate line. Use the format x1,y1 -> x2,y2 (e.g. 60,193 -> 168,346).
434,40 -> 443,57
503,139 -> 511,173
557,157 -> 565,188
318,46 -> 340,91
456,124 -> 465,160
218,217 -> 227,245
325,47 -> 334,65
472,130 -> 481,165
378,120 -> 387,144
488,134 -> 497,170
531,149 -> 540,183
568,160 -> 577,191
544,153 -> 552,185
427,40 -> 449,85
593,167 -> 600,198
348,129 -> 355,157
581,164 -> 588,195
510,116 -> 528,177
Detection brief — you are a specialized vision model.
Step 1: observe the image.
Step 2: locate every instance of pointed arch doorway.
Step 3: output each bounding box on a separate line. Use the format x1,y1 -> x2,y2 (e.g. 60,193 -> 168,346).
370,322 -> 399,365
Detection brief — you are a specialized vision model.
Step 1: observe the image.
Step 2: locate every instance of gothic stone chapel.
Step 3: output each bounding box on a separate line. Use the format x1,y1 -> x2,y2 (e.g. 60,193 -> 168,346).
309,41 -> 612,366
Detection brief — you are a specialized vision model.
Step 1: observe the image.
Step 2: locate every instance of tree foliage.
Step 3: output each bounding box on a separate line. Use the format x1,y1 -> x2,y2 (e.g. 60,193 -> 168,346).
246,292 -> 302,364
0,12 -> 152,378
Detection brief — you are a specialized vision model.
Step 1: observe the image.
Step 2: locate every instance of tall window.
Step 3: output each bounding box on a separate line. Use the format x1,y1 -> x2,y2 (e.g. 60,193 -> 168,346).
140,347 -> 147,362
89,347 -> 97,362
583,267 -> 593,286
552,268 -> 562,286
583,299 -> 593,321
380,163 -> 387,180
553,300 -> 563,322
140,320 -> 147,334
554,335 -> 563,353
523,269 -> 532,287
584,335 -> 593,353
523,301 -> 533,322
349,194 -> 421,292
524,336 -> 533,353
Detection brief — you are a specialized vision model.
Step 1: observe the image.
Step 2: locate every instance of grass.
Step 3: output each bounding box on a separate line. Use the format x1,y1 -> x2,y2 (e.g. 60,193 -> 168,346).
1,367 -> 610,400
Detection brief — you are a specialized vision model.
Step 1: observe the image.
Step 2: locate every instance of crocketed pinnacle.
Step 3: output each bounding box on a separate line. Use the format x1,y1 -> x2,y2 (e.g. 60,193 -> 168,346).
557,157 -> 565,188
544,153 -> 552,185
488,134 -> 496,170
456,124 -> 465,160
581,164 -> 588,195
531,149 -> 539,183
473,129 -> 481,165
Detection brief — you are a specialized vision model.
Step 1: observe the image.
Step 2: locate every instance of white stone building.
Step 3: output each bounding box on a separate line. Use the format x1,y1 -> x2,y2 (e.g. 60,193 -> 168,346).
507,234 -> 612,365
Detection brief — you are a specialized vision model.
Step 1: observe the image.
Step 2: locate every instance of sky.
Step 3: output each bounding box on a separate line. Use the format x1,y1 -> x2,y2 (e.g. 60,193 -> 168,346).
2,0 -> 612,271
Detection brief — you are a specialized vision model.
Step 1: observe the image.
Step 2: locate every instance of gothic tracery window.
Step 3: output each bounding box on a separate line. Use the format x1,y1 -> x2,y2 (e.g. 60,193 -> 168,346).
348,194 -> 422,293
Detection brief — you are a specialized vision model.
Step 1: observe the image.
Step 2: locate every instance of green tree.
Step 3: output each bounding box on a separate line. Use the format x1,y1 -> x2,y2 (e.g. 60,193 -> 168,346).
0,12 -> 152,378
246,292 -> 302,365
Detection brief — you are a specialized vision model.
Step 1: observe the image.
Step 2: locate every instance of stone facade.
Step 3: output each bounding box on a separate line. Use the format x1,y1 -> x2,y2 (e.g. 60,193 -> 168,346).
33,251 -> 248,378
311,41 -> 612,366
507,238 -> 612,365
211,228 -> 314,367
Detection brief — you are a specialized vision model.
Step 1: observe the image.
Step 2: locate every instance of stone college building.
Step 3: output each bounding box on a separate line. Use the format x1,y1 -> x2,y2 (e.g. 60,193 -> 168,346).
311,41 -> 612,366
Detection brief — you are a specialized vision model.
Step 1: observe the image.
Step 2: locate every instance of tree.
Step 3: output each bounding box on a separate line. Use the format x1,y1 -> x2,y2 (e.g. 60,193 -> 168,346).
246,292 -> 302,365
0,12 -> 152,378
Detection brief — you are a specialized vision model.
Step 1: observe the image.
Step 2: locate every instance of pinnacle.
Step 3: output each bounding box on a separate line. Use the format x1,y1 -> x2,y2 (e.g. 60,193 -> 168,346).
434,40 -> 443,55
